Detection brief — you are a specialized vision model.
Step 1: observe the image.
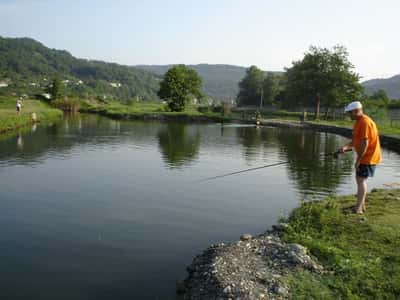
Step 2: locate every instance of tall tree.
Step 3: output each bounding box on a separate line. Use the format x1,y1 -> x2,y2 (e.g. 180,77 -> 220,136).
237,66 -> 264,106
284,46 -> 362,119
47,77 -> 61,101
157,65 -> 202,112
262,73 -> 281,105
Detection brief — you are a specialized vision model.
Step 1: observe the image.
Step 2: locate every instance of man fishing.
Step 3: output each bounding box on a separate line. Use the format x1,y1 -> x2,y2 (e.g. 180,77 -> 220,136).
338,101 -> 382,214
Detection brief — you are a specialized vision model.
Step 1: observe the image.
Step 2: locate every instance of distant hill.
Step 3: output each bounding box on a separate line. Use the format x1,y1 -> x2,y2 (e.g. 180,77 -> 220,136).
137,64 -> 284,100
0,36 -> 160,101
362,75 -> 400,99
137,64 -> 250,100
0,36 -> 258,102
0,36 -> 284,102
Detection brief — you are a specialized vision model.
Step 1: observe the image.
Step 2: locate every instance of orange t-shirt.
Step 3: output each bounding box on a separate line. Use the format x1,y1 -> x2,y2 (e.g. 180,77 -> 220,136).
352,114 -> 382,165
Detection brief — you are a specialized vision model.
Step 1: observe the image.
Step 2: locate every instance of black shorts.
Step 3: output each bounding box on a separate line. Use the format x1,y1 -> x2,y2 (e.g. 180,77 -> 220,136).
356,164 -> 376,178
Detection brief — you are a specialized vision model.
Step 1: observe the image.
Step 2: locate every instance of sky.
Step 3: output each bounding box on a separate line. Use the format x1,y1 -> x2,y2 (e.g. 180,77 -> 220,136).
0,0 -> 399,80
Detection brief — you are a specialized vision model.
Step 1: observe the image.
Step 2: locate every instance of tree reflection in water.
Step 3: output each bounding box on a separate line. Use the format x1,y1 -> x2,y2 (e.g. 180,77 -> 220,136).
236,126 -> 276,162
157,123 -> 200,168
236,126 -> 353,197
276,128 -> 353,197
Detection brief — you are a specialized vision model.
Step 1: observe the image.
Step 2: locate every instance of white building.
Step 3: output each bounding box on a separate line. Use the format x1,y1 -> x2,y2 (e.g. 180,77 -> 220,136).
42,93 -> 51,100
0,81 -> 9,88
109,82 -> 122,88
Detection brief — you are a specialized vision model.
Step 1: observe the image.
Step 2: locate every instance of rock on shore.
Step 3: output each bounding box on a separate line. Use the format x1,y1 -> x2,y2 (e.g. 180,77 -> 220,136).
180,225 -> 323,299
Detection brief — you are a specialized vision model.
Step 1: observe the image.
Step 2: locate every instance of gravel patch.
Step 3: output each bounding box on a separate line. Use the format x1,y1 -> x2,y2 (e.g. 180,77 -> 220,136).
179,225 -> 323,299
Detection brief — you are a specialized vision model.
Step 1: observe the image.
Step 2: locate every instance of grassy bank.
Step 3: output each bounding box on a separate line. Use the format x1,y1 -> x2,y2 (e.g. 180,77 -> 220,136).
236,107 -> 400,137
307,119 -> 400,137
79,100 -> 236,121
0,96 -> 63,133
283,188 -> 400,299
75,100 -> 400,136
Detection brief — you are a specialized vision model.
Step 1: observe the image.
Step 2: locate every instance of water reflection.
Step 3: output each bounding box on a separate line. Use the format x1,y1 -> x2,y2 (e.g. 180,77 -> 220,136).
0,114 -> 122,166
0,116 -> 385,197
17,132 -> 23,150
1,116 -> 400,300
235,126 -> 277,161
233,126 -> 354,197
276,129 -> 353,197
157,123 -> 201,168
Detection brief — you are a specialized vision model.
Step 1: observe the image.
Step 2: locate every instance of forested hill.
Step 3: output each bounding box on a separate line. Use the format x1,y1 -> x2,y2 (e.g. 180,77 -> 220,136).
6,36 -> 396,102
362,75 -> 400,99
0,36 -> 160,101
137,64 -> 253,100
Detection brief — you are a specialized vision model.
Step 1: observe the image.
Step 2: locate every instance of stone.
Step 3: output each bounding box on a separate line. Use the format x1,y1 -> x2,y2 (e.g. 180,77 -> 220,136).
240,234 -> 253,241
287,243 -> 307,255
272,285 -> 288,296
289,252 -> 304,265
272,223 -> 288,232
223,286 -> 232,294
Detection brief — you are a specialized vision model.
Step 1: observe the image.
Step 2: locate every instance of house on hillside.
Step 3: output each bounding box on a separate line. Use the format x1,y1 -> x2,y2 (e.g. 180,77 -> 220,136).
109,82 -> 122,88
0,80 -> 10,88
42,93 -> 51,100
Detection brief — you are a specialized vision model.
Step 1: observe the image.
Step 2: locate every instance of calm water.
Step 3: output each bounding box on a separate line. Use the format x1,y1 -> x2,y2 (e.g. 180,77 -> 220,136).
1,114 -> 400,299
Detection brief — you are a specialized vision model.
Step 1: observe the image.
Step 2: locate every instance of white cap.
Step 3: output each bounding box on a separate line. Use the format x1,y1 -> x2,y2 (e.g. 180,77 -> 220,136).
344,101 -> 362,113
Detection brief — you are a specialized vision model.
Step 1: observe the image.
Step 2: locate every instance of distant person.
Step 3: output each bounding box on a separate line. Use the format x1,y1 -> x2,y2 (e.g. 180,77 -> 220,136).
16,98 -> 22,114
338,101 -> 382,214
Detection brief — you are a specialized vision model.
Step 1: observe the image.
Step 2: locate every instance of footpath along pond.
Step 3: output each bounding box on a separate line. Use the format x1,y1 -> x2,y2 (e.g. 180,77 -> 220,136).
0,113 -> 399,299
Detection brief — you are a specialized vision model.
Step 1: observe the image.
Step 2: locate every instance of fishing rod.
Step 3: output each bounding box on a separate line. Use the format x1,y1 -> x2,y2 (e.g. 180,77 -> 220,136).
198,149 -> 351,182
197,161 -> 290,182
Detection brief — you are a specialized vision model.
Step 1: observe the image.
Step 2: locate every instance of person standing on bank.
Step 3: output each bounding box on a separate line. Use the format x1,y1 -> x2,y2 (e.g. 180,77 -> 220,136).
16,98 -> 22,114
338,101 -> 382,214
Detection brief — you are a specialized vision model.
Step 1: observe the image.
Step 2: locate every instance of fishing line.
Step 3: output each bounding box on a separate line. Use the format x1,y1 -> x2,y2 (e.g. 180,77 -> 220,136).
196,161 -> 290,182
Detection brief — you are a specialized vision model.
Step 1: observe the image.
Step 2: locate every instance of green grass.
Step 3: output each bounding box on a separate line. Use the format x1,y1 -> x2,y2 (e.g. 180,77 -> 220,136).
283,189 -> 400,299
232,106 -> 400,137
0,96 -> 63,133
89,101 -> 166,113
308,119 -> 400,137
80,100 -> 232,120
252,109 -> 400,137
74,101 -> 400,136
231,109 -> 316,121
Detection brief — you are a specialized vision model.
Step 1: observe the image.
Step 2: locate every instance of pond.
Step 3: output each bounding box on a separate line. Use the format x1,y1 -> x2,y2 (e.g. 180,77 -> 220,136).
1,114 -> 399,299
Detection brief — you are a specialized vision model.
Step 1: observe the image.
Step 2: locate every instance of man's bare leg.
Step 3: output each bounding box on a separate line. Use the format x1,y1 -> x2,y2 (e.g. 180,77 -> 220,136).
356,176 -> 367,213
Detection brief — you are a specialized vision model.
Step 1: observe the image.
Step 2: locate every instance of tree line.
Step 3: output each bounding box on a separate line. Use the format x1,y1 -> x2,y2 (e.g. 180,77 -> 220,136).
157,45 -> 395,115
3,37 -> 393,114
236,45 -> 394,119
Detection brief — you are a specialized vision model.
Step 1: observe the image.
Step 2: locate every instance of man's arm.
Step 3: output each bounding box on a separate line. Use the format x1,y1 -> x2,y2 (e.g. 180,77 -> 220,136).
338,141 -> 353,153
355,138 -> 368,168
